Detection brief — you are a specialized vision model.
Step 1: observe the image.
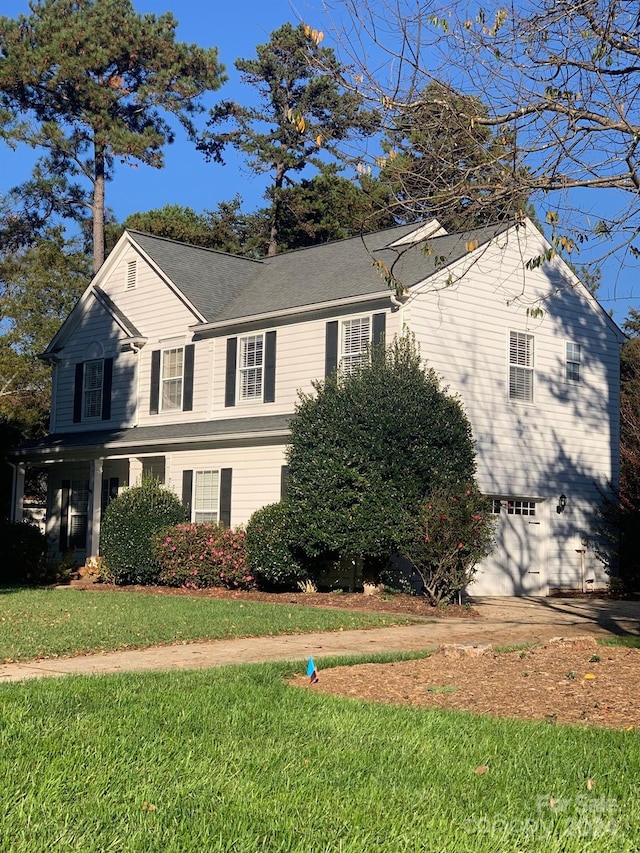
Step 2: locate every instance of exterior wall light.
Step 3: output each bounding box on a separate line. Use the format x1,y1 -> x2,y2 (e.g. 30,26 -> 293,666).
556,493 -> 567,514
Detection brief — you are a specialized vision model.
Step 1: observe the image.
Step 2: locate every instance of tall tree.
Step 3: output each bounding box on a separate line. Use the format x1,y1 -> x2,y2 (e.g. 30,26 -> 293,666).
0,0 -> 225,272
0,228 -> 90,435
197,22 -> 377,256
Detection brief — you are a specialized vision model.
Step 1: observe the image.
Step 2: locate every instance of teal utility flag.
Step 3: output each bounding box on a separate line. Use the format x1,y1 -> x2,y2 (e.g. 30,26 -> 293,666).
307,656 -> 319,684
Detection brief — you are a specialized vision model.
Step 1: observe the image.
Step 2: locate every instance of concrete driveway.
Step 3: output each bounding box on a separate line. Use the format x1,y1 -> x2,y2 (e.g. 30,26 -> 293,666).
0,596 -> 637,684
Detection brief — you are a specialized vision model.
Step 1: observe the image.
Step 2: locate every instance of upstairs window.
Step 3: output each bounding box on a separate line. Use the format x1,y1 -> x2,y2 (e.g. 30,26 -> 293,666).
161,347 -> 184,411
341,316 -> 371,376
239,334 -> 264,401
566,342 -> 581,382
509,331 -> 534,402
83,359 -> 104,420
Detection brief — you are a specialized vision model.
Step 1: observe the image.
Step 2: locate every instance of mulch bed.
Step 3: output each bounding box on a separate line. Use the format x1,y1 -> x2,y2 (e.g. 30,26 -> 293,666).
291,638 -> 640,730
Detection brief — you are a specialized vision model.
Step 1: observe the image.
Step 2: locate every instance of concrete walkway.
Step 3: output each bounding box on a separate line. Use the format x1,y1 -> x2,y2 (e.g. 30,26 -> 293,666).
1,596 -> 638,683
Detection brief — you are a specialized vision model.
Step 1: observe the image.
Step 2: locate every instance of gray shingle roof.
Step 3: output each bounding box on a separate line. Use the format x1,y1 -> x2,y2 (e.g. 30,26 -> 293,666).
129,221 -> 512,325
10,415 -> 292,461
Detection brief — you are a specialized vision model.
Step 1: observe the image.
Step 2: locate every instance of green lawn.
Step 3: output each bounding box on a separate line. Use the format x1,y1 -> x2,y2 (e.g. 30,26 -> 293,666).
0,658 -> 637,852
0,587 -> 412,662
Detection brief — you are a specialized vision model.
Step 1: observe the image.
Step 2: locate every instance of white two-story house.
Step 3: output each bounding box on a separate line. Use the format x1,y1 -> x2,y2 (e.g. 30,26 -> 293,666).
9,218 -> 624,595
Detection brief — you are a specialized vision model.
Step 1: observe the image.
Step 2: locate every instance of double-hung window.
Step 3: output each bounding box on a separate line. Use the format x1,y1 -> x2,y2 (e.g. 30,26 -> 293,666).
341,316 -> 371,376
83,359 -> 103,420
194,470 -> 220,523
509,331 -> 534,401
161,347 -> 184,411
239,334 -> 264,401
69,480 -> 89,548
566,342 -> 581,382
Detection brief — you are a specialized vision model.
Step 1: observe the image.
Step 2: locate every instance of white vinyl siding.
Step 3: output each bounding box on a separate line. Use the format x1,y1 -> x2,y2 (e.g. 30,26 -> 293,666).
239,334 -> 264,401
161,348 -> 184,411
566,342 -> 581,382
509,331 -> 534,401
341,316 -> 371,376
194,470 -> 219,523
83,359 -> 103,420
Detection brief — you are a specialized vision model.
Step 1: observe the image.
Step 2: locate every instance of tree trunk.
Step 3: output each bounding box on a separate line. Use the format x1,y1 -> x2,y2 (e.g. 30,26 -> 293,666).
267,162 -> 287,257
93,144 -> 106,273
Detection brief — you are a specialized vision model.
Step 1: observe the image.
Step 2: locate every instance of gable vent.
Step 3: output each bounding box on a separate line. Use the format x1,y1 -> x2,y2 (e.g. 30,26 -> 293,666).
126,259 -> 137,290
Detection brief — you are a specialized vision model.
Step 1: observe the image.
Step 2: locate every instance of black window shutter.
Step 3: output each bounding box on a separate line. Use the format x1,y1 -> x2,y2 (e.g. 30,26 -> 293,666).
325,321 -> 338,376
183,344 -> 195,411
181,470 -> 193,520
280,465 -> 289,500
150,350 -> 161,415
60,480 -> 70,551
220,468 -> 232,527
225,338 -> 237,408
73,364 -> 84,423
264,331 -> 276,403
372,312 -> 386,347
101,357 -> 113,421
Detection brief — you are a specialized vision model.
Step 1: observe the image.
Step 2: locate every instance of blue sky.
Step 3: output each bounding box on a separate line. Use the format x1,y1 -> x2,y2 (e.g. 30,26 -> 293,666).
1,0 -> 637,324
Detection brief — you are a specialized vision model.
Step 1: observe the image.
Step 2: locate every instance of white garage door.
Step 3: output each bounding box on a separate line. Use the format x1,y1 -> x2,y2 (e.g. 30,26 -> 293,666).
469,499 -> 546,596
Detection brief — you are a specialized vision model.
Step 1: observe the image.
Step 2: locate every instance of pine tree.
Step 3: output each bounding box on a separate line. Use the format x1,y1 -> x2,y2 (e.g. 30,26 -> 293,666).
0,0 -> 225,271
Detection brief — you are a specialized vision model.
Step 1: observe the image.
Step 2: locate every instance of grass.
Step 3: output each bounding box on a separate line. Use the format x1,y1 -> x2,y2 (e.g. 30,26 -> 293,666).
0,657 -> 638,852
598,635 -> 640,649
0,587 -> 415,662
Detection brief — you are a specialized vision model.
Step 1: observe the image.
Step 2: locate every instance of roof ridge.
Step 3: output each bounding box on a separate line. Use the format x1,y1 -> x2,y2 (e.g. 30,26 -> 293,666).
127,229 -> 264,264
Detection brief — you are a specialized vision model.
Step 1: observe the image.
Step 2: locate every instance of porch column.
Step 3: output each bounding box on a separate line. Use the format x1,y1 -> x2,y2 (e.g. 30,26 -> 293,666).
87,457 -> 104,558
11,464 -> 25,523
129,457 -> 143,486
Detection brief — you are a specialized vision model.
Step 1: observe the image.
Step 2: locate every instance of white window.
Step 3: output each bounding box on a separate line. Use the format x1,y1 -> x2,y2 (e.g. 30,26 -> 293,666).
161,348 -> 184,411
126,259 -> 137,290
69,480 -> 89,548
83,359 -> 103,420
194,470 -> 219,523
239,334 -> 264,401
341,316 -> 371,376
509,331 -> 534,401
492,499 -> 536,516
566,342 -> 581,382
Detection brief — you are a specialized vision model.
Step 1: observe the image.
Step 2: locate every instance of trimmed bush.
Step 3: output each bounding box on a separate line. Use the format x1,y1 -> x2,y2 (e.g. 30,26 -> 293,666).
153,522 -> 254,589
245,502 -> 307,590
401,484 -> 497,604
0,519 -> 48,584
100,478 -> 186,585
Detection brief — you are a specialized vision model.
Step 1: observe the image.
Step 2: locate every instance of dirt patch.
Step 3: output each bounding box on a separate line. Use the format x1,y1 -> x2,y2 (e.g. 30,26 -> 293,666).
66,581 -> 477,619
291,638 -> 640,730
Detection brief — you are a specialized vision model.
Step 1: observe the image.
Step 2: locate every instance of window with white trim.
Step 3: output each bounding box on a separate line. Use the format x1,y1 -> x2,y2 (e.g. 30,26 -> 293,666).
194,470 -> 220,523
566,342 -> 581,382
239,334 -> 264,401
69,480 -> 89,548
161,347 -> 184,411
492,499 -> 536,516
509,331 -> 534,401
83,359 -> 104,420
341,316 -> 371,376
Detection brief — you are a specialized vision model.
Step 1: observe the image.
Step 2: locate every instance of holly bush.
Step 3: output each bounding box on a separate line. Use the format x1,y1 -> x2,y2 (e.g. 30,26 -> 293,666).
245,502 -> 307,590
100,477 -> 186,585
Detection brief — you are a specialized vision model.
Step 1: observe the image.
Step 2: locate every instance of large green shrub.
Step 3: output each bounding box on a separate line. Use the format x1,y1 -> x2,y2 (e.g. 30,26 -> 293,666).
286,333 -> 476,571
100,478 -> 186,585
401,484 -> 497,605
0,519 -> 48,584
153,522 -> 254,589
245,502 -> 307,590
